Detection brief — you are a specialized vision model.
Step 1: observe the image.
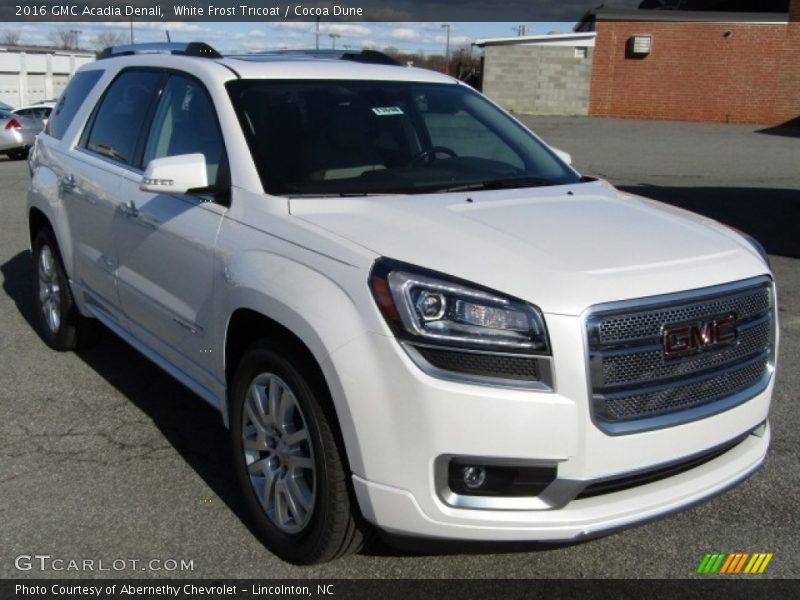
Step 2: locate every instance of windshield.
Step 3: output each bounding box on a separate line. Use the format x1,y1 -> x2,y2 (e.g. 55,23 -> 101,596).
227,79 -> 581,196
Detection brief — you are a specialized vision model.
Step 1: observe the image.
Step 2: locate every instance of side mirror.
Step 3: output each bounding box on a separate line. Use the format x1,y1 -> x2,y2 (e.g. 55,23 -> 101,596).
140,153 -> 208,194
550,147 -> 572,166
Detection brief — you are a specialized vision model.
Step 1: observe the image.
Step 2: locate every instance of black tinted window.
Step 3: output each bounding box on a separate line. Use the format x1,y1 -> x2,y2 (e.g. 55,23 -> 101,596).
45,70 -> 103,140
84,70 -> 162,166
142,74 -> 225,185
227,80 -> 579,196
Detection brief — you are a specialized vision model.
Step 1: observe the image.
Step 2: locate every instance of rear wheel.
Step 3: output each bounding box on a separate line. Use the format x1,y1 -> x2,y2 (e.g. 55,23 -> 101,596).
230,341 -> 367,564
32,228 -> 99,350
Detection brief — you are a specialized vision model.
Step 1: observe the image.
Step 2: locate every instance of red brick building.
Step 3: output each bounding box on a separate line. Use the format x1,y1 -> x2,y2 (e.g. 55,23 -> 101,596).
584,1 -> 799,124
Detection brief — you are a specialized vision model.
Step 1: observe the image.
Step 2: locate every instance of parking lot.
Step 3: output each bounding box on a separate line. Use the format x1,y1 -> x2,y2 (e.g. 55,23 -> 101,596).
1,116 -> 798,579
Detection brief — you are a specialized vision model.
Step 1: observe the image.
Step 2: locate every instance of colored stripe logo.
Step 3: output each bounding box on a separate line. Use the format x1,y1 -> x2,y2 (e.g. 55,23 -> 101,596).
696,552 -> 773,574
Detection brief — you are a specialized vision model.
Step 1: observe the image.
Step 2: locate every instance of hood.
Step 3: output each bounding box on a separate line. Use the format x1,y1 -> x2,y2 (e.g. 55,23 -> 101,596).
290,180 -> 769,315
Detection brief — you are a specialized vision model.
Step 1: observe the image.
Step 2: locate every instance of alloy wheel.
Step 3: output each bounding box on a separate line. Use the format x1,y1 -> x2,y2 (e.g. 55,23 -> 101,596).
38,244 -> 61,333
241,373 -> 316,534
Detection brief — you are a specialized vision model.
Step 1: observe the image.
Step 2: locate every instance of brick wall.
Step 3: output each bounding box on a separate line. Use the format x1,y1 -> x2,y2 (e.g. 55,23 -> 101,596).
589,5 -> 799,124
482,45 -> 593,116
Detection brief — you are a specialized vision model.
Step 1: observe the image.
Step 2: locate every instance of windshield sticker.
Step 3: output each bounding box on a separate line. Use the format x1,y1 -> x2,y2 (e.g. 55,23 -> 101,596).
372,106 -> 404,116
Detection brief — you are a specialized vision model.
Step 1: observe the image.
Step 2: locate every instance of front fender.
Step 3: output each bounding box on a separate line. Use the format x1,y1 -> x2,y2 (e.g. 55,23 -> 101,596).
218,249 -> 381,475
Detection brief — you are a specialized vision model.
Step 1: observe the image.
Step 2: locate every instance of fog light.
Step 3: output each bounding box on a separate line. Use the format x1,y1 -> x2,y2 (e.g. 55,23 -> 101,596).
462,465 -> 487,490
447,459 -> 557,497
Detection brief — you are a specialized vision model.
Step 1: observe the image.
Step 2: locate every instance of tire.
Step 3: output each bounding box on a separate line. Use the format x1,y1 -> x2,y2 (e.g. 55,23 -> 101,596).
32,228 -> 100,350
230,341 -> 367,564
8,147 -> 28,160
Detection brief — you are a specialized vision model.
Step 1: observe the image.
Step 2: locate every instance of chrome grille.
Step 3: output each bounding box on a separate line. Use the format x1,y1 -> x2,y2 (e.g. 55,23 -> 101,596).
586,277 -> 775,434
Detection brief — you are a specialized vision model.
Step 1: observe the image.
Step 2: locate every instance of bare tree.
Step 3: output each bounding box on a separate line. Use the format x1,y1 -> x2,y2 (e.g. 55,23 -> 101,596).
1,30 -> 21,46
381,43 -> 480,83
49,28 -> 79,50
94,31 -> 126,52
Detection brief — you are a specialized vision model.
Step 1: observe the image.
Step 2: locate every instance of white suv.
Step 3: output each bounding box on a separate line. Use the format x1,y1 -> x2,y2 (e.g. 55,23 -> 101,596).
27,42 -> 777,564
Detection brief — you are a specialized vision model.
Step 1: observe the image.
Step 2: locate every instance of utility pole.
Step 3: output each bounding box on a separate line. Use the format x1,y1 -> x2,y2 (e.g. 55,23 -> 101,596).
329,33 -> 340,49
441,24 -> 450,75
315,17 -> 320,50
130,18 -> 134,44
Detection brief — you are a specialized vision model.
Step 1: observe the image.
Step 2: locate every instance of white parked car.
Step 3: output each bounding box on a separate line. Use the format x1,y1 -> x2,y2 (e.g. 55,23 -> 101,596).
13,101 -> 57,127
27,42 -> 776,564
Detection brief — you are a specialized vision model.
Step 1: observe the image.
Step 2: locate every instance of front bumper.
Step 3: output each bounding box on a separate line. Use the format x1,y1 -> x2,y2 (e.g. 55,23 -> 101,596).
325,313 -> 773,541
352,424 -> 767,541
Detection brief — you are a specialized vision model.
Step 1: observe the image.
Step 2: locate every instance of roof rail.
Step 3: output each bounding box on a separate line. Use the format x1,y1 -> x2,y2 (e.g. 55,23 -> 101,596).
242,49 -> 401,66
97,42 -> 221,60
342,50 -> 401,66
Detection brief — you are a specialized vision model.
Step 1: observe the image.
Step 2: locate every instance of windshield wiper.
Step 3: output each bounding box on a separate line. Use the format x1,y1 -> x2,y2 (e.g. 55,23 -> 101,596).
433,176 -> 561,193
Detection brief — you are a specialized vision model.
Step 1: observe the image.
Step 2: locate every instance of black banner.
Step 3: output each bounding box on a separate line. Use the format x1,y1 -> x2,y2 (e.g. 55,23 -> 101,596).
1,0 -> 645,23
3,579 -> 800,600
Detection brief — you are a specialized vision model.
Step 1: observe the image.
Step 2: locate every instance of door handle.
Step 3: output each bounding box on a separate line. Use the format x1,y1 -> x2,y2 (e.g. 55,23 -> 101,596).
120,200 -> 139,218
60,174 -> 76,192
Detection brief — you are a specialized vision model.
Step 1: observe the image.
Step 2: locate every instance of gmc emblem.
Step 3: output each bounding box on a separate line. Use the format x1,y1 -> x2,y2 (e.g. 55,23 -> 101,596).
662,314 -> 738,358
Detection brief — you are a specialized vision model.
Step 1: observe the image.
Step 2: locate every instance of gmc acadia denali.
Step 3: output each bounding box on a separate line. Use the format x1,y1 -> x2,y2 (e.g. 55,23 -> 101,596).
27,42 -> 777,564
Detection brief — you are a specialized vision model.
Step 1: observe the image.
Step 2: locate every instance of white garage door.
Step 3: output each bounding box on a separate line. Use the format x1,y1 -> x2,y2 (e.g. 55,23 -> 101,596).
27,73 -> 47,104
0,73 -> 19,107
52,74 -> 69,99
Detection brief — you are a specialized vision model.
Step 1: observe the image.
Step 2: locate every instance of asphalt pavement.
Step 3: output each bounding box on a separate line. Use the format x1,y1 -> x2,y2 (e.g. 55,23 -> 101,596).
1,116 -> 798,579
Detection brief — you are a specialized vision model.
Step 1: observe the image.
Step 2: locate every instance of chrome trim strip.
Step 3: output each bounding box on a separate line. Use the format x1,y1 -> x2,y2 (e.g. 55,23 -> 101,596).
586,275 -> 773,321
591,312 -> 770,362
433,455 -> 572,511
593,375 -> 771,435
595,351 -> 769,402
586,276 -> 772,348
84,303 -> 223,413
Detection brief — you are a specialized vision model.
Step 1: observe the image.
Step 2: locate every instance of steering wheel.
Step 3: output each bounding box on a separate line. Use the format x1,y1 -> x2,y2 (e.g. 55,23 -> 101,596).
410,146 -> 458,166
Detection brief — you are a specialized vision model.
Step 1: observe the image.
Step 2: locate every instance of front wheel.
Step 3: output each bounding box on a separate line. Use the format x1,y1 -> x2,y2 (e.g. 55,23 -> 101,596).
32,228 -> 99,350
230,341 -> 367,564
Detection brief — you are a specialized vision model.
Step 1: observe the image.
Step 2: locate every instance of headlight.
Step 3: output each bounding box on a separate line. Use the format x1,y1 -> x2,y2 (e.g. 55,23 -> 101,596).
369,258 -> 549,355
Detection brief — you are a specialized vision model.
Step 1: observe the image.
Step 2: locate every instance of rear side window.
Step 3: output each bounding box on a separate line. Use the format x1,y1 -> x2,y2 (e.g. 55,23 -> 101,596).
45,70 -> 103,140
17,107 -> 51,119
83,70 -> 162,167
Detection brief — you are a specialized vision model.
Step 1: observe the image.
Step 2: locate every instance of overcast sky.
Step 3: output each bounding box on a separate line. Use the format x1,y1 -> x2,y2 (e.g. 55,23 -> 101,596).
0,21 -> 576,55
